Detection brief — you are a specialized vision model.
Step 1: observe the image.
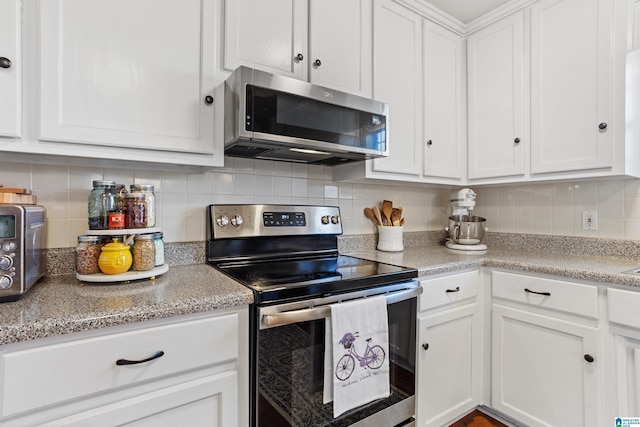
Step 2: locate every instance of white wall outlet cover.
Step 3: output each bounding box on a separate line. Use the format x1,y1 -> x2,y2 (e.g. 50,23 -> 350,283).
582,210 -> 598,230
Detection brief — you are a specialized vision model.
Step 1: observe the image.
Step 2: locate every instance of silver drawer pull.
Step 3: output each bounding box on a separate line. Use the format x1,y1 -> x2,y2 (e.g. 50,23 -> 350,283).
524,288 -> 551,297
116,350 -> 165,366
445,287 -> 460,293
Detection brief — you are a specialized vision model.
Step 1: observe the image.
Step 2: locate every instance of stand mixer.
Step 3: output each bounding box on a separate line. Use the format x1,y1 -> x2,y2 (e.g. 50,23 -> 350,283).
445,188 -> 488,252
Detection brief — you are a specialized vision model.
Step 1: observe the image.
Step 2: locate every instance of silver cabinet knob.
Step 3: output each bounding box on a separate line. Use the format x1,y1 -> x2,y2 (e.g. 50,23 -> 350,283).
313,59 -> 322,67
321,215 -> 330,224
598,122 -> 607,130
331,215 -> 340,224
0,57 -> 11,69
295,53 -> 304,62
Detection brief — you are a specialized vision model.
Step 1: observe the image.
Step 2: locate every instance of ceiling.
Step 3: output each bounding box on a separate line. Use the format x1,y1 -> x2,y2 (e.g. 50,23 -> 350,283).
420,0 -> 513,24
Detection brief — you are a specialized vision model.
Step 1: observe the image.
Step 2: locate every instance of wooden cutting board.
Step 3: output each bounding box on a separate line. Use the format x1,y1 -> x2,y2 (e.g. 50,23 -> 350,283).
0,193 -> 37,204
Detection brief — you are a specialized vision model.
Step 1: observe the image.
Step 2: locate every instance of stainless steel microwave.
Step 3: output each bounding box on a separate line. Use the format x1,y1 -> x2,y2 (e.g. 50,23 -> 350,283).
0,204 -> 46,302
214,66 -> 389,165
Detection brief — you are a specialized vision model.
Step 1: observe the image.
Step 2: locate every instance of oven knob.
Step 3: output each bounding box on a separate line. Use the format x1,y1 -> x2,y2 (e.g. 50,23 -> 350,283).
231,215 -> 243,227
216,215 -> 229,227
321,215 -> 330,224
0,275 -> 11,289
0,256 -> 12,270
331,215 -> 340,224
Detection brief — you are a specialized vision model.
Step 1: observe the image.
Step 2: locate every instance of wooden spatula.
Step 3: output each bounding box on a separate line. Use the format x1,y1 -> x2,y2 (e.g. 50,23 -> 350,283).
382,200 -> 393,226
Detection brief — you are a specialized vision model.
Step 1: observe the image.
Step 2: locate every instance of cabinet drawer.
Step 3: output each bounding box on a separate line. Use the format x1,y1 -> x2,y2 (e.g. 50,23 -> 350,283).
419,270 -> 480,311
492,270 -> 598,319
608,287 -> 640,328
0,313 -> 238,417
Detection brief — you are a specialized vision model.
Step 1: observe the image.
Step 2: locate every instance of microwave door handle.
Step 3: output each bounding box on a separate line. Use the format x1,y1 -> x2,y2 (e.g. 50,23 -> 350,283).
260,287 -> 422,329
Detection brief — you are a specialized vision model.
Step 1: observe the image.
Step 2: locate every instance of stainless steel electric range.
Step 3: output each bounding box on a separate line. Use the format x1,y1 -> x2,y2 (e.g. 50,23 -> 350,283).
207,204 -> 420,427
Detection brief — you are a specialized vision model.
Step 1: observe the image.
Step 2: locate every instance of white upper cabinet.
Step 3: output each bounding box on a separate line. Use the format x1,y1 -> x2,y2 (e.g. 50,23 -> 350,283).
223,0 -> 306,80
369,0 -> 422,177
422,21 -> 466,182
530,0 -> 613,174
0,0 -> 21,138
467,11 -> 526,181
334,1 -> 466,184
37,0 -> 222,166
222,0 -> 372,97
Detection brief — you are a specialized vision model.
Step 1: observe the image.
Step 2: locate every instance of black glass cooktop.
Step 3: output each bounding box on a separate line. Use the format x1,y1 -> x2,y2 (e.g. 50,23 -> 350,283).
213,255 -> 417,304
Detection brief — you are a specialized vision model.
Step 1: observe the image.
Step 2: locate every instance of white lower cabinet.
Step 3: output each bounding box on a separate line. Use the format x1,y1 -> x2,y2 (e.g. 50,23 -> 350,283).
416,270 -> 483,427
607,287 -> 640,418
491,270 -> 602,427
0,307 -> 249,427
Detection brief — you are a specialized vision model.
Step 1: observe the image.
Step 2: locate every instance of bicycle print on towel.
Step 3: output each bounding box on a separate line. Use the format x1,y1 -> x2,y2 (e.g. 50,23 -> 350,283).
335,332 -> 386,381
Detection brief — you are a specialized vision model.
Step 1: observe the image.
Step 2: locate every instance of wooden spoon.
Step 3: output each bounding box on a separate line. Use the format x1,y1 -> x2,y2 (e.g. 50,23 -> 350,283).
364,207 -> 381,225
391,207 -> 402,226
382,200 -> 393,226
372,206 -> 384,226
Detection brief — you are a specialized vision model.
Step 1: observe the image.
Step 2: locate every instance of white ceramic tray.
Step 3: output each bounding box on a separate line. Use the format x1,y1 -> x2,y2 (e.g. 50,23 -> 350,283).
76,264 -> 169,283
83,227 -> 161,236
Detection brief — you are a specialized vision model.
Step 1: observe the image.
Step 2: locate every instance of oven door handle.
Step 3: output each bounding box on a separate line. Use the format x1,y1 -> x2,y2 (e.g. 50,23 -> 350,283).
261,287 -> 422,329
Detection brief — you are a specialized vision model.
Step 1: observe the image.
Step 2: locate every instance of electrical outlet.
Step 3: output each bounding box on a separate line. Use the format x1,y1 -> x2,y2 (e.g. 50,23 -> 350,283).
582,210 -> 598,230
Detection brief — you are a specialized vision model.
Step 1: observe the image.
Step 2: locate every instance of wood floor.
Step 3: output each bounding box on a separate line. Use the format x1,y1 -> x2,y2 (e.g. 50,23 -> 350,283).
449,409 -> 510,427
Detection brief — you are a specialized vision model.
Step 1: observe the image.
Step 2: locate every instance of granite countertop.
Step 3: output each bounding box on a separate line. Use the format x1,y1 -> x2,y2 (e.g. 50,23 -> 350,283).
346,246 -> 640,287
0,264 -> 253,346
3,234 -> 640,346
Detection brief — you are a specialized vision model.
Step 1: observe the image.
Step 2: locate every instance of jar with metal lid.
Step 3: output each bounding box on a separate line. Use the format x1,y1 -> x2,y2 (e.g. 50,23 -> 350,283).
115,184 -> 127,211
132,234 -> 155,271
75,235 -> 101,275
125,194 -> 147,229
88,180 -> 116,230
130,184 -> 155,227
153,232 -> 165,266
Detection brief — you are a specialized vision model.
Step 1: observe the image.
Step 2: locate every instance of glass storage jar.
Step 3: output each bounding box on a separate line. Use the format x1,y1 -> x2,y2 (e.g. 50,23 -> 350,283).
132,234 -> 155,271
153,232 -> 165,266
75,235 -> 101,275
125,194 -> 147,228
130,184 -> 155,227
88,180 -> 116,230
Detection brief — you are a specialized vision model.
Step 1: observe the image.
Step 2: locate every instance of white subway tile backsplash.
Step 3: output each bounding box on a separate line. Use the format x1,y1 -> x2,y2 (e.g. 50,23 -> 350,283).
5,157 -> 640,248
273,176 -> 292,197
291,178 -> 308,197
234,173 -> 255,195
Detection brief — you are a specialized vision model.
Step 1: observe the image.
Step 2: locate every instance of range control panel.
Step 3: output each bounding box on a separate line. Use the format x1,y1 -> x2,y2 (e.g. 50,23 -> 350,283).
209,204 -> 342,239
263,211 -> 306,227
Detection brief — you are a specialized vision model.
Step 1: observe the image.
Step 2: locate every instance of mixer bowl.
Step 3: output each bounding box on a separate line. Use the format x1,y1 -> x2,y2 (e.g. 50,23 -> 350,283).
446,215 -> 488,245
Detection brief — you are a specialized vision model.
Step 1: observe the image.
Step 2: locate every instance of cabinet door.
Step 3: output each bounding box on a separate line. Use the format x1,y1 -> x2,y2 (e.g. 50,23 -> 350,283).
492,304 -> 601,427
0,0 -> 20,138
371,0 -> 422,177
467,11 -> 525,180
530,0 -> 613,174
223,0 -> 306,80
308,0 -> 372,97
422,20 -> 465,181
39,0 -> 217,155
417,304 -> 481,427
38,373 -> 237,427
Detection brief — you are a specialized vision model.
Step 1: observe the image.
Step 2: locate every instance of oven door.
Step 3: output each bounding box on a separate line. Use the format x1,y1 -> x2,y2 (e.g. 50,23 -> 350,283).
253,284 -> 420,427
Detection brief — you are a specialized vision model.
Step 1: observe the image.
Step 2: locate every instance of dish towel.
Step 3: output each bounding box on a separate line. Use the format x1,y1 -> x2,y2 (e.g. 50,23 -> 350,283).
323,295 -> 390,418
